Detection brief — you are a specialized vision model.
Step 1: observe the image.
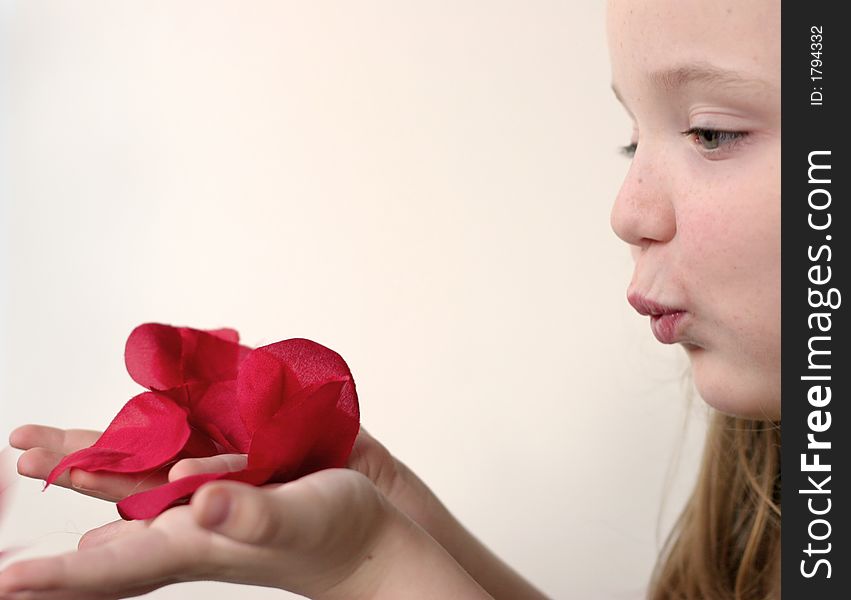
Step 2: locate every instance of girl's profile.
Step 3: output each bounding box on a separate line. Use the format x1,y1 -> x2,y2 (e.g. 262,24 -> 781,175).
0,0 -> 781,598
609,1 -> 781,597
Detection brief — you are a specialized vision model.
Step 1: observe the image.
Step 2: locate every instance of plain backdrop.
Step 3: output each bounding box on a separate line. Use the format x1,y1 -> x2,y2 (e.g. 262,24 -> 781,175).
0,2 -> 708,598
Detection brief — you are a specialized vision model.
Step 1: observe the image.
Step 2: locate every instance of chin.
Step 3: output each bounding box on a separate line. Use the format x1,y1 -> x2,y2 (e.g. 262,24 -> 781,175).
688,351 -> 781,421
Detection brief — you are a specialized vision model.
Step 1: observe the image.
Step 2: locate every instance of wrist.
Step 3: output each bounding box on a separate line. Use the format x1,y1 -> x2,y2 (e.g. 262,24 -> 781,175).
390,458 -> 455,537
316,505 -> 415,600
318,507 -> 491,600
389,470 -> 549,600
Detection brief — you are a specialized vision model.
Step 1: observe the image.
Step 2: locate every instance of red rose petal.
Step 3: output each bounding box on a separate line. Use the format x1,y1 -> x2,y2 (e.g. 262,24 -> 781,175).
179,327 -> 250,385
189,380 -> 251,453
206,328 -> 240,344
236,349 -> 288,435
238,339 -> 359,433
117,467 -> 274,520
45,392 -> 191,486
53,327 -> 361,521
248,379 -> 359,480
125,324 -> 250,393
117,472 -> 226,520
124,324 -> 183,390
177,425 -> 221,459
117,352 -> 359,520
117,381 -> 359,521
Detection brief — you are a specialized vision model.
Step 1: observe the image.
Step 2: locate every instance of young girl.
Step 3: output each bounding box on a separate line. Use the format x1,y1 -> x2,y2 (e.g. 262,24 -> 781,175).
0,0 -> 781,598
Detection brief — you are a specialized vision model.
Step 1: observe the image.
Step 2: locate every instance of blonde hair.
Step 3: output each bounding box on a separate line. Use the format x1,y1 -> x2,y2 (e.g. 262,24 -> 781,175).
649,412 -> 781,600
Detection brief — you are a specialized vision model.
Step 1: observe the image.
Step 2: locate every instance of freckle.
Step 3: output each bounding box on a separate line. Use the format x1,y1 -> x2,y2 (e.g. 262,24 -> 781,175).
638,177 -> 643,184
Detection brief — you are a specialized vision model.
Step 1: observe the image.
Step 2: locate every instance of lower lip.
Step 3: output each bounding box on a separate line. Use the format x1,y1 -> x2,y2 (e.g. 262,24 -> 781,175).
650,312 -> 687,344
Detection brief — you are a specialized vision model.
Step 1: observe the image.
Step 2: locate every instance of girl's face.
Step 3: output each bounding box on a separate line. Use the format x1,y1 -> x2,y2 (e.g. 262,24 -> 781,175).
606,0 -> 781,420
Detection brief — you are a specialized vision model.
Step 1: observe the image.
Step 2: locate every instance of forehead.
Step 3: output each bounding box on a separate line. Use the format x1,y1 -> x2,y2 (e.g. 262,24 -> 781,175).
606,0 -> 779,91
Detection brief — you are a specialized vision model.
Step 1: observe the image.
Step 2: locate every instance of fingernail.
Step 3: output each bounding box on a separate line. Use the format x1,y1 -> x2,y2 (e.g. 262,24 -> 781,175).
200,490 -> 231,528
69,468 -> 96,492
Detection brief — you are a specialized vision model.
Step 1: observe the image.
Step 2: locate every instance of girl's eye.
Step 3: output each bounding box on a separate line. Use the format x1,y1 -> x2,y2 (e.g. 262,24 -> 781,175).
618,128 -> 747,159
682,127 -> 747,152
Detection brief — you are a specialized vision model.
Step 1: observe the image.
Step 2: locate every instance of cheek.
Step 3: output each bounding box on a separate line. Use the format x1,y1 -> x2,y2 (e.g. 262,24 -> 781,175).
674,159 -> 780,416
677,156 -> 780,328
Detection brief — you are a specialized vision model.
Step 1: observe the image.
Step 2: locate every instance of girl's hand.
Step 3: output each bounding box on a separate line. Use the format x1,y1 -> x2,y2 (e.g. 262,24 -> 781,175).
0,469 -> 395,598
9,424 -> 544,599
0,468 -> 491,600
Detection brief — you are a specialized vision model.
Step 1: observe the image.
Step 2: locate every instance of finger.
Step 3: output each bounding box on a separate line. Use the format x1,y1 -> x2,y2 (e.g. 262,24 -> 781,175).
356,425 -> 375,442
346,428 -> 402,494
17,447 -> 73,481
192,480 -> 307,547
78,519 -> 149,551
346,428 -> 375,470
16,448 -> 168,502
192,471 -> 376,548
168,454 -> 247,482
68,467 -> 169,502
347,427 -> 390,466
9,425 -> 101,454
0,525 -> 187,597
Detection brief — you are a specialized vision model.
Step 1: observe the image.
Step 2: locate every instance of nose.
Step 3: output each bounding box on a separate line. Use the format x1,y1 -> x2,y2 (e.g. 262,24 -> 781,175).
610,156 -> 676,248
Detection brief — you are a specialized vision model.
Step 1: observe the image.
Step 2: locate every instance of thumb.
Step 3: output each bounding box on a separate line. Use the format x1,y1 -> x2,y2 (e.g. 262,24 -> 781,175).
192,481 -> 302,547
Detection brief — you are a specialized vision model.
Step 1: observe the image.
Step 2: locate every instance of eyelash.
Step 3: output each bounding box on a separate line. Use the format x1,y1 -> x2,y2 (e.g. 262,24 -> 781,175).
619,127 -> 749,158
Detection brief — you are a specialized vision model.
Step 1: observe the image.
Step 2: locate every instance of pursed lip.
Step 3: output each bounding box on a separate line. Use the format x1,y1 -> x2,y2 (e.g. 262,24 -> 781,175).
627,292 -> 689,344
626,292 -> 685,317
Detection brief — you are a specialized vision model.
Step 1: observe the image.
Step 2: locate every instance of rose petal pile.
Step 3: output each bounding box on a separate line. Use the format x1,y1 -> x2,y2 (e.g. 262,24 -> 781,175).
45,324 -> 360,520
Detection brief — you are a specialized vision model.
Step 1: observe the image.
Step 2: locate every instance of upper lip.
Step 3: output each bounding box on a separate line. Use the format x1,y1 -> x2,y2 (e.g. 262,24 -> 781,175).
627,292 -> 686,317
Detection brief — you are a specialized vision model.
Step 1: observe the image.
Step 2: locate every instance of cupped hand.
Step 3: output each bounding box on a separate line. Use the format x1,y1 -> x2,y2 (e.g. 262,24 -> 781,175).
8,425 -> 524,599
0,468 -> 401,599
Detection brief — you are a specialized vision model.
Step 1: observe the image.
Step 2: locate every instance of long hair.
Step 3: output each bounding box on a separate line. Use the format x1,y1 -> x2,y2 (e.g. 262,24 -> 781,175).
648,412 -> 781,600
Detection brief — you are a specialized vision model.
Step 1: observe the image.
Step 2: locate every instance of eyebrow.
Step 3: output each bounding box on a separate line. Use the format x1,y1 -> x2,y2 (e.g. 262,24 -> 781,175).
611,61 -> 776,107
